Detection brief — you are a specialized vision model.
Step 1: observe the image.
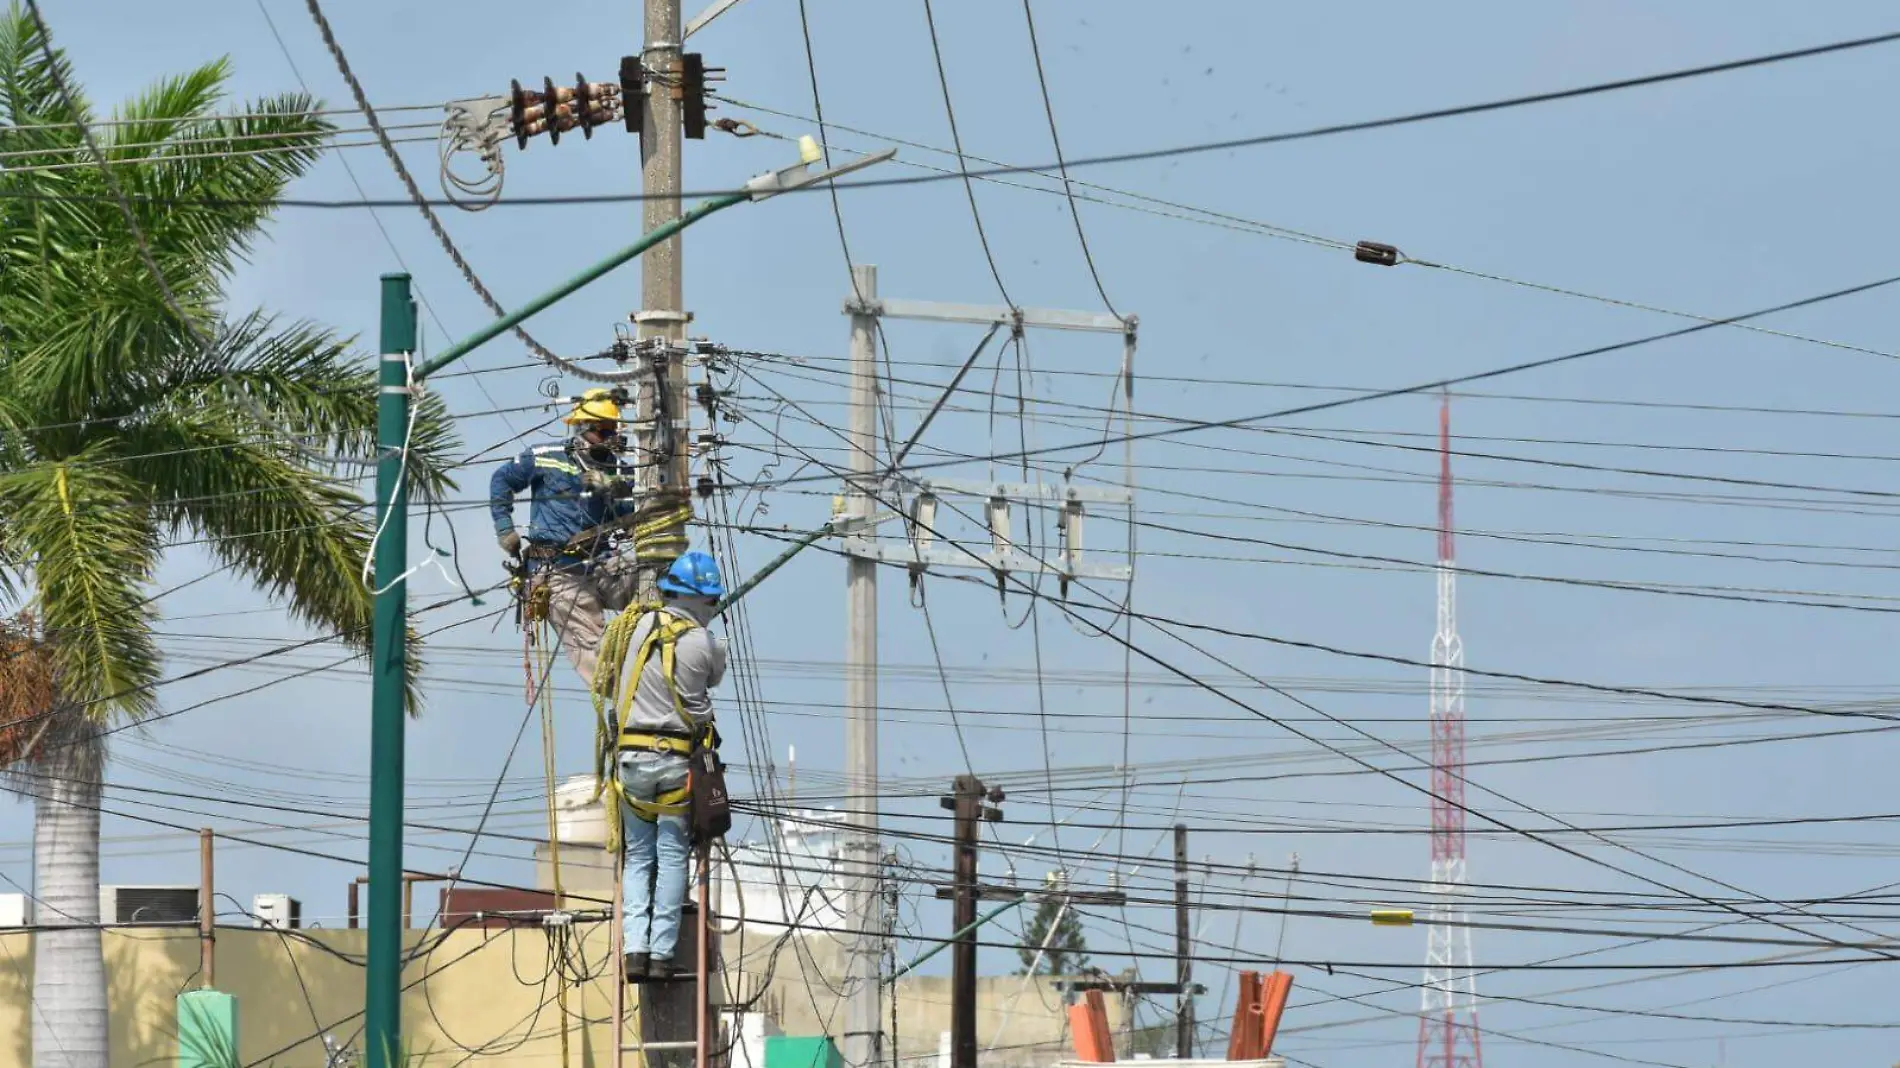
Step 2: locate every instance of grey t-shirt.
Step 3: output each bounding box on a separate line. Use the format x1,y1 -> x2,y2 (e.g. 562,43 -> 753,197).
619,600 -> 727,736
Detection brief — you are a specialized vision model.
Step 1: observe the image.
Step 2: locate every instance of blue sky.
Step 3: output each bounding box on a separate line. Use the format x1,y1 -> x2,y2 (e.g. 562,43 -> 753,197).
12,1 -> 1900,1064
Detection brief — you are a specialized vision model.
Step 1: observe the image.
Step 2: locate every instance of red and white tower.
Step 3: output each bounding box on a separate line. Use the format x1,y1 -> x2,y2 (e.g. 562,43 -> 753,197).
1418,392 -> 1484,1068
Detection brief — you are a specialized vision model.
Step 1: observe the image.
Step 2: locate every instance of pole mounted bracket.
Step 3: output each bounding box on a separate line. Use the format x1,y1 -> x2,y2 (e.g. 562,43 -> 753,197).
633,309 -> 694,328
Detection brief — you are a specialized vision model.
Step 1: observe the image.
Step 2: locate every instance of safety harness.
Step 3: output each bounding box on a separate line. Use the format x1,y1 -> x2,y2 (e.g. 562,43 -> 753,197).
592,604 -> 715,835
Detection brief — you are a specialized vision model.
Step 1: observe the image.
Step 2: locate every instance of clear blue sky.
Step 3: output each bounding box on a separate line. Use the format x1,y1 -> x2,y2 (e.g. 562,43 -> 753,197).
11,2 -> 1900,1064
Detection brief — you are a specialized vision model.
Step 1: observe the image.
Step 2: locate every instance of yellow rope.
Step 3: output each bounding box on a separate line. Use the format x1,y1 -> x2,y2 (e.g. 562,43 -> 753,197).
591,606 -> 653,848
631,503 -> 693,563
530,619 -> 572,1068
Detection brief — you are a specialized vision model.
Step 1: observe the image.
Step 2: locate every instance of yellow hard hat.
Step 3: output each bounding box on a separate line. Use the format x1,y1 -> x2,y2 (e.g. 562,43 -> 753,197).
565,387 -> 622,425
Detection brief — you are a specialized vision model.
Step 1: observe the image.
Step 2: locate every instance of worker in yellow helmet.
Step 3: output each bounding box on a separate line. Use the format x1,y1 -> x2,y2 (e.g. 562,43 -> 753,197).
490,388 -> 640,685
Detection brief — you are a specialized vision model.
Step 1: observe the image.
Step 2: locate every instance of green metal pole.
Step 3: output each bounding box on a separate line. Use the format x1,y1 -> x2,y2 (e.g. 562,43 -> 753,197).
890,898 -> 1023,979
413,192 -> 746,382
712,521 -> 833,619
366,273 -> 416,1068
362,190 -> 749,1067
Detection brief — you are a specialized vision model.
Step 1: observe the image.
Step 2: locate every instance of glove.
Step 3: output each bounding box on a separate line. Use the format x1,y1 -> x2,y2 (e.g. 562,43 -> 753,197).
498,531 -> 522,559
582,469 -> 615,495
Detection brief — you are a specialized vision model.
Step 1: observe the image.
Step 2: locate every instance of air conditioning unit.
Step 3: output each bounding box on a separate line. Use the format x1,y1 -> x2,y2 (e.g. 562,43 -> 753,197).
0,893 -> 26,928
253,893 -> 302,930
99,885 -> 199,926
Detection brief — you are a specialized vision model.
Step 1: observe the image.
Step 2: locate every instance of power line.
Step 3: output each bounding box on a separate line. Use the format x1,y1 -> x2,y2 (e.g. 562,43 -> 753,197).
726,380 -> 1900,960
918,0 -> 1016,308
15,23 -> 1900,209
703,270 -> 1900,502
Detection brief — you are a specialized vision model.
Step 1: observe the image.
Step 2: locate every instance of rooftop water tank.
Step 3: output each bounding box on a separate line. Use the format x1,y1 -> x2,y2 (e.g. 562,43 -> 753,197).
554,774 -> 608,845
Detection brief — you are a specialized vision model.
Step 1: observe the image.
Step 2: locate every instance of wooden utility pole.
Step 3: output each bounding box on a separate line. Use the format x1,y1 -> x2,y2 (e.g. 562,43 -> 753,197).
1065,826 -> 1200,1061
943,775 -> 1002,1068
1174,824 -> 1193,1058
199,828 -> 215,988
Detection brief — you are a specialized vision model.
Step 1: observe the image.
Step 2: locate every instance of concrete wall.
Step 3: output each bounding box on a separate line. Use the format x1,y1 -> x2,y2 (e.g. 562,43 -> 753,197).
0,925 -> 1105,1068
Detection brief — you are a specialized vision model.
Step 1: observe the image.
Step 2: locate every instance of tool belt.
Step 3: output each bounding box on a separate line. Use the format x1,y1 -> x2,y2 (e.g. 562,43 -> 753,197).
524,542 -> 592,563
594,607 -> 729,838
617,729 -> 696,755
613,724 -> 726,832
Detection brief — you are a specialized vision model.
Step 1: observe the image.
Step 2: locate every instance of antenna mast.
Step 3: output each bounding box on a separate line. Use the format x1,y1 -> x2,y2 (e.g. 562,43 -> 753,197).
1418,392 -> 1484,1068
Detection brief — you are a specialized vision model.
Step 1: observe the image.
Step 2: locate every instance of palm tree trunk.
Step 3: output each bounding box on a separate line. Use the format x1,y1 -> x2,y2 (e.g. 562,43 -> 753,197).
28,715 -> 107,1068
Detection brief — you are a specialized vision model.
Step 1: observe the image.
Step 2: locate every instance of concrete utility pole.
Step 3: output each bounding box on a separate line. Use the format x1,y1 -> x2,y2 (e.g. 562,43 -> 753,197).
634,3 -> 698,1065
843,263 -> 884,1068
634,0 -> 693,602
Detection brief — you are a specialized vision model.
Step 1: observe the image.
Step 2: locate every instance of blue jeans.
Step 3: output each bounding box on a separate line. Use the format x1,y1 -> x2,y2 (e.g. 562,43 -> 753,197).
619,750 -> 691,958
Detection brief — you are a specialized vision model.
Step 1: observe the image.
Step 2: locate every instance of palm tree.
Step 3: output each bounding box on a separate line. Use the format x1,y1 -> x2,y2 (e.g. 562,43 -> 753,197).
0,9 -> 457,1066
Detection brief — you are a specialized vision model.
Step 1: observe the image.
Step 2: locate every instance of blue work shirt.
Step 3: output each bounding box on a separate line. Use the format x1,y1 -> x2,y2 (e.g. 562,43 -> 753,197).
490,441 -> 638,569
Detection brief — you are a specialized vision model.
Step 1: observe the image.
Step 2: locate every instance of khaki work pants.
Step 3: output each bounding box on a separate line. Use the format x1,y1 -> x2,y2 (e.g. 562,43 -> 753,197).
541,553 -> 640,689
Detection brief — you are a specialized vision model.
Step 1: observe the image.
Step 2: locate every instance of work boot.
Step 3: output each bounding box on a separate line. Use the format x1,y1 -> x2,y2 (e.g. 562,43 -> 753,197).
648,956 -> 676,981
624,952 -> 649,982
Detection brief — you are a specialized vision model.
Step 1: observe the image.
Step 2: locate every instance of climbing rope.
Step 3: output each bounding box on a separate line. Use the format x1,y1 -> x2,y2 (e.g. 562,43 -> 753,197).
528,610 -> 573,1068
629,492 -> 694,565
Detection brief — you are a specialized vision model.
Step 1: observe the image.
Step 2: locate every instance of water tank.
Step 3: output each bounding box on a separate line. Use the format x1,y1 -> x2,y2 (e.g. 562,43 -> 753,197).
554,774 -> 608,845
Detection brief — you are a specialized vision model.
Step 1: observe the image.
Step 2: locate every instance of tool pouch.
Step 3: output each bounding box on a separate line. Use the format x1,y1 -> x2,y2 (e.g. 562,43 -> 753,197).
688,737 -> 731,841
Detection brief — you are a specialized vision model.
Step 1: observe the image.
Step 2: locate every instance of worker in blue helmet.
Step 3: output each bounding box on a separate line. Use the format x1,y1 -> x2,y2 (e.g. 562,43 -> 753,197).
615,550 -> 727,981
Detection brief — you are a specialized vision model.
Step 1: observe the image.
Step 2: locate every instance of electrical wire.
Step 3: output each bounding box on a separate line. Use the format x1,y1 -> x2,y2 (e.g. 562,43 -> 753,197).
724,372 -> 1900,964
17,22 -> 1900,209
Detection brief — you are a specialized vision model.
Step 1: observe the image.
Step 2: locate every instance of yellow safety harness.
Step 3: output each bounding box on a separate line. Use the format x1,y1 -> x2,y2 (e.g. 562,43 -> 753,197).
592,603 -> 712,838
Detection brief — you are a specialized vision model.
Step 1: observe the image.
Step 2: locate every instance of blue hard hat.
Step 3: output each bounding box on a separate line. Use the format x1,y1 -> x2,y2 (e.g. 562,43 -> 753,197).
658,550 -> 725,599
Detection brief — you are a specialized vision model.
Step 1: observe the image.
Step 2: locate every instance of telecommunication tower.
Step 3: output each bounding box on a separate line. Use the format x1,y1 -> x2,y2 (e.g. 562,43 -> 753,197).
1418,392 -> 1484,1068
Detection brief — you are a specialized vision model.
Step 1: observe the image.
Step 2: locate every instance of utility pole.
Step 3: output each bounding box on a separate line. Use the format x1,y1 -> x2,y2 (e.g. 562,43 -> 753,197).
633,0 -> 694,603
842,263 -> 884,1068
943,775 -> 1002,1068
364,273 -> 415,1068
356,135 -> 888,1068
1174,824 -> 1193,1059
1065,825 -> 1200,1061
199,828 -> 215,988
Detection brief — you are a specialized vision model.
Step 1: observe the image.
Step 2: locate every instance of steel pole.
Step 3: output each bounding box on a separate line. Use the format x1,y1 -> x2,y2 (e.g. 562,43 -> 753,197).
844,263 -> 883,1068
413,194 -> 744,382
366,272 -> 416,1068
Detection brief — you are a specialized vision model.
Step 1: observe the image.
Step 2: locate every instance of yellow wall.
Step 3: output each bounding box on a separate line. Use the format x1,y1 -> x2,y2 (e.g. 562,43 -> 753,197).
0,926 -> 1103,1068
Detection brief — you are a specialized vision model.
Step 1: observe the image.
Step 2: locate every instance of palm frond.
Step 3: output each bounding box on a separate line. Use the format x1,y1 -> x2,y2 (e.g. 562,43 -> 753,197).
0,5 -> 93,338
0,2 -> 84,129
119,412 -> 428,714
154,310 -> 460,501
0,456 -> 161,720
2,265 -> 207,432
126,92 -> 333,280
103,58 -> 229,164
